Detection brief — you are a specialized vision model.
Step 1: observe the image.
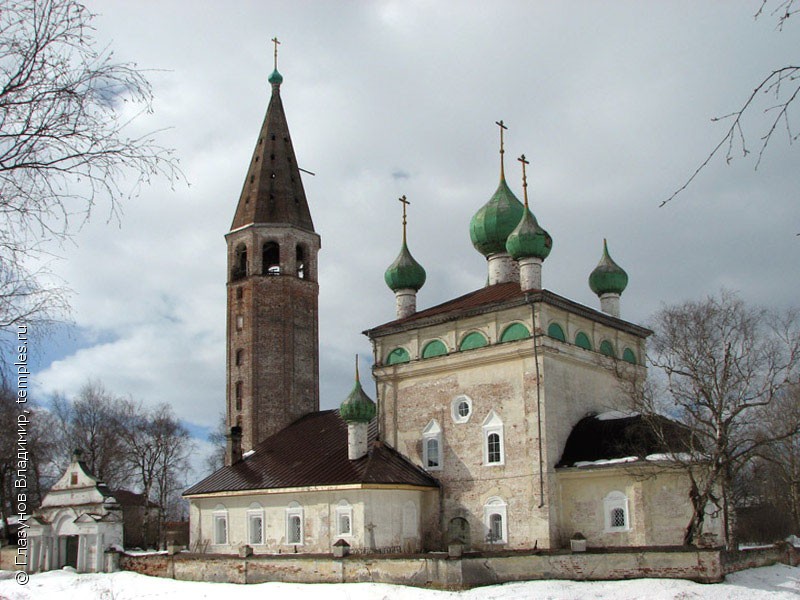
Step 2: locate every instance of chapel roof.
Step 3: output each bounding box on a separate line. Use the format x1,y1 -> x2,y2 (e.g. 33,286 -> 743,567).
364,282 -> 651,339
183,410 -> 439,496
556,412 -> 692,468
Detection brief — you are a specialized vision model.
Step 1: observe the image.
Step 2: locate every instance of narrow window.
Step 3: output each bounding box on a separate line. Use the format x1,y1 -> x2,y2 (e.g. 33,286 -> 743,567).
483,497 -> 508,543
213,507 -> 228,545
296,245 -> 305,279
426,438 -> 440,468
286,502 -> 304,545
482,411 -> 505,466
263,242 -> 280,275
422,420 -> 443,471
70,472 -> 78,485
288,516 -> 301,544
232,244 -> 247,281
335,500 -> 353,537
604,491 -> 630,532
248,510 -> 264,545
487,433 -> 501,463
236,287 -> 243,300
489,514 -> 503,542
236,315 -> 244,331
235,381 -> 242,411
235,349 -> 244,366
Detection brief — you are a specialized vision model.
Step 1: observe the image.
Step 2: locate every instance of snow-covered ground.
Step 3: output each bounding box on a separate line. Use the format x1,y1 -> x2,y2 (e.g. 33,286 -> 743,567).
0,565 -> 798,600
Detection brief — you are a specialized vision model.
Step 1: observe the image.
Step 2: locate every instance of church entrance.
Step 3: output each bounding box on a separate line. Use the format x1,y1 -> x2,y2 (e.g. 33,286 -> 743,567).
447,517 -> 470,548
64,535 -> 79,568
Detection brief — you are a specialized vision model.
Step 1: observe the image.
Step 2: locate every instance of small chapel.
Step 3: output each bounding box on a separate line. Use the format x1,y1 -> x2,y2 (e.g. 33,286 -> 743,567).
184,52 -> 719,554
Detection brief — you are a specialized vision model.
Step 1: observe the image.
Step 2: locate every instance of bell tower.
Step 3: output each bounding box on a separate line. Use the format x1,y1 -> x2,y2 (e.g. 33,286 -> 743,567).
224,43 -> 320,462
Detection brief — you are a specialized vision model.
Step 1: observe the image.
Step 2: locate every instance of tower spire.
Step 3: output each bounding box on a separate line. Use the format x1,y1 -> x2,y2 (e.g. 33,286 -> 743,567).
495,120 -> 508,180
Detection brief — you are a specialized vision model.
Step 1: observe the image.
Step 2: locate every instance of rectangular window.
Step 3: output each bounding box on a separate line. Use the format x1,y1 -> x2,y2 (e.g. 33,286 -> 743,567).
611,507 -> 626,528
213,514 -> 228,545
487,433 -> 501,463
288,515 -> 302,544
235,381 -> 243,411
248,512 -> 263,545
338,514 -> 351,536
426,438 -> 439,468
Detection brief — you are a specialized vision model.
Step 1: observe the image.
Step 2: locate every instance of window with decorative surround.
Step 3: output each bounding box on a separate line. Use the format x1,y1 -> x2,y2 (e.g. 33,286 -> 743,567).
482,411 -> 505,466
286,501 -> 304,545
335,500 -> 353,537
212,505 -> 228,545
451,395 -> 472,423
247,504 -> 264,545
483,496 -> 508,543
603,491 -> 630,532
422,419 -> 443,471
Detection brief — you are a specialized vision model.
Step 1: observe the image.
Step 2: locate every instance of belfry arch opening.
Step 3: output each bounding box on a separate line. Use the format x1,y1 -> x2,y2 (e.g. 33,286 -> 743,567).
296,245 -> 306,279
262,242 -> 280,275
232,244 -> 247,281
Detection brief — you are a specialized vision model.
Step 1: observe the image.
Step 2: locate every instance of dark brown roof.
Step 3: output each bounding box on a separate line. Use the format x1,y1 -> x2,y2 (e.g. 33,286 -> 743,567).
112,489 -> 159,508
556,413 -> 692,468
364,284 -> 651,339
184,410 -> 439,496
230,77 -> 314,232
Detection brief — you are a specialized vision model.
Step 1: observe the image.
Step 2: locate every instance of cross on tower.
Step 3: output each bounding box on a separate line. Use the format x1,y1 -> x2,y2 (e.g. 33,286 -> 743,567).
496,120 -> 508,178
398,195 -> 410,243
271,37 -> 281,70
518,154 -> 530,208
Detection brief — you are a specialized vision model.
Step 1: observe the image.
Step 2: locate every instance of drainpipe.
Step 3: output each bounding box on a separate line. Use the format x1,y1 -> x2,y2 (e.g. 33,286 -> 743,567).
526,293 -> 545,509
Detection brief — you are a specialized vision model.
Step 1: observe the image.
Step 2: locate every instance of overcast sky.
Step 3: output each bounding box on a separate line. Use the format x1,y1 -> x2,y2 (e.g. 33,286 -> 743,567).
28,1 -> 799,472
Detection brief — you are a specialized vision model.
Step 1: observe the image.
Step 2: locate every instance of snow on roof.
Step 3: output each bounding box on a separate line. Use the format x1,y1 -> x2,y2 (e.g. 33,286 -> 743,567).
242,449 -> 255,458
595,410 -> 640,421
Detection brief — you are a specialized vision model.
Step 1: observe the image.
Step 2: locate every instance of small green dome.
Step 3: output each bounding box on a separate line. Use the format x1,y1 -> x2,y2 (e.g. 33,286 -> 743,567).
469,178 -> 525,257
268,69 -> 283,85
589,239 -> 628,296
340,369 -> 376,423
505,208 -> 552,260
384,242 -> 426,292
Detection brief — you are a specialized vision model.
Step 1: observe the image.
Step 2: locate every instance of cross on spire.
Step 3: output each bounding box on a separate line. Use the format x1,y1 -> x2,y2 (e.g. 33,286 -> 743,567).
398,195 -> 410,243
271,37 -> 281,70
355,354 -> 360,382
518,154 -> 530,209
496,120 -> 508,179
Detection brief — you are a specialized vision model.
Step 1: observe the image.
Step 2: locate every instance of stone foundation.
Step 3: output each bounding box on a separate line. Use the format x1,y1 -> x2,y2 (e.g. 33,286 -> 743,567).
119,544 -> 800,589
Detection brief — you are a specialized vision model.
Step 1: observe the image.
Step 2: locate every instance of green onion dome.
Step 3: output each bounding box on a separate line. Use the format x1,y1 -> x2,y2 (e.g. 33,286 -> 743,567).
384,242 -> 426,292
268,69 -> 283,85
505,207 -> 552,260
340,369 -> 376,424
589,239 -> 628,296
469,178 -> 525,257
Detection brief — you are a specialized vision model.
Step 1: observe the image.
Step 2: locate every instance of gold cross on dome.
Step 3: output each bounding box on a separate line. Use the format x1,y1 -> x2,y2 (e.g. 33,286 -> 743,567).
398,195 -> 410,243
271,37 -> 281,70
496,120 -> 508,178
518,154 -> 530,208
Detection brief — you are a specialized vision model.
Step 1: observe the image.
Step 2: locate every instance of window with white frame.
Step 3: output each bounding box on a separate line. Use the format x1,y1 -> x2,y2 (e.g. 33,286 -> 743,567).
483,496 -> 508,543
482,411 -> 505,466
422,419 -> 442,471
247,504 -> 264,545
286,501 -> 304,545
335,500 -> 353,537
212,505 -> 228,545
451,395 -> 472,423
603,491 -> 630,532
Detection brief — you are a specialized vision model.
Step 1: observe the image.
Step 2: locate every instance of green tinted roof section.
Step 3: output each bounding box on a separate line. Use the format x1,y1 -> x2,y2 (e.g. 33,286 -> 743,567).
500,323 -> 531,343
589,239 -> 629,296
622,348 -> 637,365
600,340 -> 617,357
459,331 -> 488,351
505,208 -> 552,260
422,340 -> 448,358
469,178 -> 524,257
339,375 -> 376,423
268,68 -> 283,84
384,242 -> 427,292
575,331 -> 593,350
386,347 -> 411,365
547,322 -> 566,341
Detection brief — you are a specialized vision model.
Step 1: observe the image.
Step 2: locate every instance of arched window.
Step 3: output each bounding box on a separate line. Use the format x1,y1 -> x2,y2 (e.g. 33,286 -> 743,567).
386,347 -> 410,365
247,502 -> 264,545
422,420 -> 442,471
286,501 -> 303,545
600,340 -> 617,358
262,242 -> 280,275
212,504 -> 228,545
547,322 -> 566,341
575,331 -> 593,350
622,348 -> 637,365
482,411 -> 504,466
422,339 -> 448,358
335,500 -> 352,537
296,245 -> 306,279
483,497 -> 508,543
459,331 -> 488,351
232,244 -> 247,281
235,349 -> 244,366
604,491 -> 630,532
500,323 -> 531,343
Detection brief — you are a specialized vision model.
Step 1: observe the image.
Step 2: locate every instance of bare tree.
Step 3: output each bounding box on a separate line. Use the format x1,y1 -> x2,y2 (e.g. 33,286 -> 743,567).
631,292 -> 800,549
152,406 -> 192,548
205,412 -> 227,474
50,380 -> 130,489
663,1 -> 799,207
0,0 -> 180,330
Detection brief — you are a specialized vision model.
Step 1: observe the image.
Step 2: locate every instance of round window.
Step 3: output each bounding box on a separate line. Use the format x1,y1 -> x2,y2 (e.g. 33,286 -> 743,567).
452,395 -> 473,423
457,401 -> 470,417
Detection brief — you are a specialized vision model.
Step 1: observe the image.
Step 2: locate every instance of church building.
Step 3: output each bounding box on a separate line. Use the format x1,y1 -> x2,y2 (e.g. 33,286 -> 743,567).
184,54 -> 718,555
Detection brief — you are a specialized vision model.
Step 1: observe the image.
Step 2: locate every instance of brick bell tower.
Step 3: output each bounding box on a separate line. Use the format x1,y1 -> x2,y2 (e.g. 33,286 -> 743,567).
224,46 -> 320,462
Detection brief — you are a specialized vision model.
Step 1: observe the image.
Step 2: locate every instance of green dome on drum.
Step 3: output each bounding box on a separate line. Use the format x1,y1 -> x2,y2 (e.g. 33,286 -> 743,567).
384,242 -> 426,292
268,69 -> 283,85
340,360 -> 376,423
589,239 -> 628,296
469,178 -> 525,257
505,207 -> 552,260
